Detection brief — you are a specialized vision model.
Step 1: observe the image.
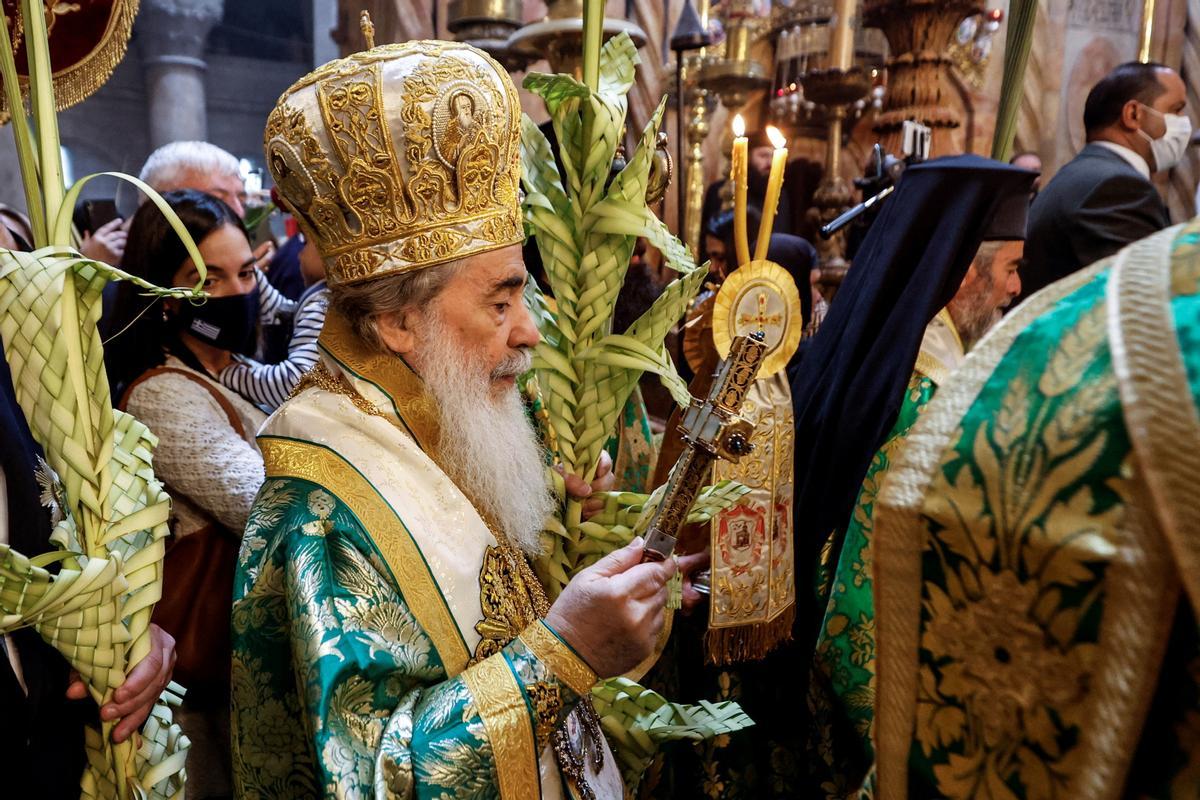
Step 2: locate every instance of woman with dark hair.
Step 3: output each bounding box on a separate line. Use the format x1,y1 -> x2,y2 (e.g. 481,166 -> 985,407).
105,189 -> 266,800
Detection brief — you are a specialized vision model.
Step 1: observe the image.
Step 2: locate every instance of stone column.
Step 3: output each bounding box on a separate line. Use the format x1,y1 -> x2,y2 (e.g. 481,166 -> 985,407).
138,0 -> 224,148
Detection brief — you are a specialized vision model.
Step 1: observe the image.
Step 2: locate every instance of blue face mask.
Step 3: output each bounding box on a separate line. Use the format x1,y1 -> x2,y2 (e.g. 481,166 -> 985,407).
174,290 -> 260,356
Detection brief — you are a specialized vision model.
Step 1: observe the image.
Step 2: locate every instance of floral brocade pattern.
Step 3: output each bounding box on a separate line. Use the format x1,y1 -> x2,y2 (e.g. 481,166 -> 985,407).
911,278 -> 1124,798
808,373 -> 936,799
231,477 -> 579,799
892,228 -> 1200,799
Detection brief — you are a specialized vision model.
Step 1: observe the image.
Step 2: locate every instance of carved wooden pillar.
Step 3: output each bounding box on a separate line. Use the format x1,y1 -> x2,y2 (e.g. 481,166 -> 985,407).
865,0 -> 983,155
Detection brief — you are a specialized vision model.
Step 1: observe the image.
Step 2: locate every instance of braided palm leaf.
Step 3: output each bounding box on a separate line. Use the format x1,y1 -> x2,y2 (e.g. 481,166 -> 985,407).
590,677 -> 754,792
0,249 -> 197,800
0,3 -> 202,796
522,32 -> 704,502
574,481 -> 751,569
521,13 -> 754,789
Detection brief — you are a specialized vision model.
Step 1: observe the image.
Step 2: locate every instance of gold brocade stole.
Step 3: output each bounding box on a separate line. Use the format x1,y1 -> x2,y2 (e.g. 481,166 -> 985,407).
707,372 -> 797,662
270,309 -> 557,799
259,434 -> 551,800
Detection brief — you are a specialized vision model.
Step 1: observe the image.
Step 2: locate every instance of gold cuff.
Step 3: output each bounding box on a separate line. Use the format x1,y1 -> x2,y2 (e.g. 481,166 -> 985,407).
461,654 -> 540,799
521,621 -> 598,696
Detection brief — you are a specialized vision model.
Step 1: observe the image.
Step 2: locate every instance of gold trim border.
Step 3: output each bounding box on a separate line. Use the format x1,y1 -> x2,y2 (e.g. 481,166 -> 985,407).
912,309 -> 962,386
461,654 -> 542,800
259,435 -> 473,675
911,350 -> 950,386
520,620 -> 597,696
1109,223 -> 1200,617
1,0 -> 139,116
318,308 -> 442,457
872,257 -> 1114,800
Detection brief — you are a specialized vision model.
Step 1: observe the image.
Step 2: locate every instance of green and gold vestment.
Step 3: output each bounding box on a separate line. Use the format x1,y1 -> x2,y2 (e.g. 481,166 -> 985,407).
872,221 -> 1200,798
231,312 -> 615,800
808,310 -> 966,799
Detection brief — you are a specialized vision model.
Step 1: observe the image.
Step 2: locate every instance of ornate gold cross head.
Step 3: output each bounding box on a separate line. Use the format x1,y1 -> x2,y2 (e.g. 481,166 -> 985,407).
737,290 -> 782,332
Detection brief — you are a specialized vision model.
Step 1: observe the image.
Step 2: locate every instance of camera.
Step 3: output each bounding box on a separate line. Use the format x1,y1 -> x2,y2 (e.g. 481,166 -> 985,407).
819,120 -> 931,241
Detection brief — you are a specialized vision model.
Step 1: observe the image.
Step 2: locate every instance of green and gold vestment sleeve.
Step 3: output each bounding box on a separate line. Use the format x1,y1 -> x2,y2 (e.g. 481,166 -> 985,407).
809,372 -> 937,794
231,477 -> 594,800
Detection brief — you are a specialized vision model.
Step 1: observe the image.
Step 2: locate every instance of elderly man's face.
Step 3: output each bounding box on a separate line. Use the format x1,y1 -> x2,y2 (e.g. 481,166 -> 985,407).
949,239 -> 1025,346
381,244 -> 540,397
983,239 -> 1024,311
376,244 -> 550,552
164,168 -> 247,218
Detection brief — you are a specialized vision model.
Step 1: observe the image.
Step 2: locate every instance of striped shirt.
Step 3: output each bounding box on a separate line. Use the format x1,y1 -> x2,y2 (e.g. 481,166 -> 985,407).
219,276 -> 328,411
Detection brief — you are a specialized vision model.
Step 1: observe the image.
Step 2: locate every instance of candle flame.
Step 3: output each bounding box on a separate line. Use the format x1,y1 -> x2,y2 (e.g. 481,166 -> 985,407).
766,125 -> 787,149
732,114 -> 745,137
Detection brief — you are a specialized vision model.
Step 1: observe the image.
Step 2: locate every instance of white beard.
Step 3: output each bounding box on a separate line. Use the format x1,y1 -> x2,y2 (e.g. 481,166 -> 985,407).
948,276 -> 1003,350
412,314 -> 553,556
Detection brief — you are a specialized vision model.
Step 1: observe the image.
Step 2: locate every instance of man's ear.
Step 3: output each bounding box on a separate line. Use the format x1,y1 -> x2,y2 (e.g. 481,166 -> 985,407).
375,310 -> 418,356
1119,98 -> 1142,131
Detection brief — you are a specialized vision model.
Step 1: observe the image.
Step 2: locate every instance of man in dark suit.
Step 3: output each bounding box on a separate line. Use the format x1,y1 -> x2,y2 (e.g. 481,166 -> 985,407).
1020,61 -> 1188,302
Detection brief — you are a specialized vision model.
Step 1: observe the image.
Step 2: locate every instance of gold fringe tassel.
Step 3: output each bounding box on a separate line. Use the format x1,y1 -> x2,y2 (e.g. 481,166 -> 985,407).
0,0 -> 140,119
704,603 -> 795,665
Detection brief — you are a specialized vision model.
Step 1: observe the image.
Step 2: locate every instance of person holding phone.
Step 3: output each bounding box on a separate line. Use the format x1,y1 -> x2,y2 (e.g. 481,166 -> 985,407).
73,197 -> 127,265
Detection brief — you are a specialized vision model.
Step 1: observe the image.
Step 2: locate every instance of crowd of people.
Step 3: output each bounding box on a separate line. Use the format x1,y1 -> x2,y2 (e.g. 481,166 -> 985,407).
0,29 -> 1197,800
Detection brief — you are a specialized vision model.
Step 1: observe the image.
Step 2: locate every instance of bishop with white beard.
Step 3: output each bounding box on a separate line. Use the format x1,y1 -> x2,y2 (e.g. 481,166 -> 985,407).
231,39 -> 674,800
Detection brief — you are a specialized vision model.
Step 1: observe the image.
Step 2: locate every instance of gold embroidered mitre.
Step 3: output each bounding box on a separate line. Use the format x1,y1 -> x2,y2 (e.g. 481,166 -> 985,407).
264,40 -> 523,286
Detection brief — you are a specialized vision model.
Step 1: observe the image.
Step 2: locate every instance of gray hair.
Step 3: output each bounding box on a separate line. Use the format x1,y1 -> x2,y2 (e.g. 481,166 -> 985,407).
139,141 -> 241,192
329,261 -> 463,351
969,240 -> 1005,286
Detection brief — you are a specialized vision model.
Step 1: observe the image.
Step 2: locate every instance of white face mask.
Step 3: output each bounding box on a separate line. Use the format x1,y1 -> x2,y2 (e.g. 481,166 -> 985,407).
1138,104 -> 1192,172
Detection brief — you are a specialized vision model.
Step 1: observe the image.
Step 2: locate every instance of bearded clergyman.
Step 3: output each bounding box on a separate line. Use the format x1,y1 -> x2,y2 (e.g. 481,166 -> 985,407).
231,39 -> 675,799
807,167 -> 1034,798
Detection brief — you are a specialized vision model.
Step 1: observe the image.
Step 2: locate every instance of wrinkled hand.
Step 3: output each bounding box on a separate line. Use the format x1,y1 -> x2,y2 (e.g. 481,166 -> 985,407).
675,550 -> 710,615
66,623 -> 176,743
562,450 -> 615,519
544,537 -> 675,677
79,217 -> 126,265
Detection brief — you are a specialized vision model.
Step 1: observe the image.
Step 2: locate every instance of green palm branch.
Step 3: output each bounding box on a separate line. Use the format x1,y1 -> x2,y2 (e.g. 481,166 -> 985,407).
520,8 -> 754,792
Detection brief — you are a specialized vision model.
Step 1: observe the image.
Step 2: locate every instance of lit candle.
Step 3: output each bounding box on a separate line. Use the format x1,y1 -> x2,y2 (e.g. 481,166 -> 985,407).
732,114 -> 751,270
754,126 -> 788,263
828,0 -> 856,71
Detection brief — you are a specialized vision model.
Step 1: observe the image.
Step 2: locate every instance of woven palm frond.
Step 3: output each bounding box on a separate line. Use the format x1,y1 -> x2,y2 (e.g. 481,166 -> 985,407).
0,247 -> 192,799
520,11 -> 753,788
591,677 -> 755,792
0,4 -> 206,794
